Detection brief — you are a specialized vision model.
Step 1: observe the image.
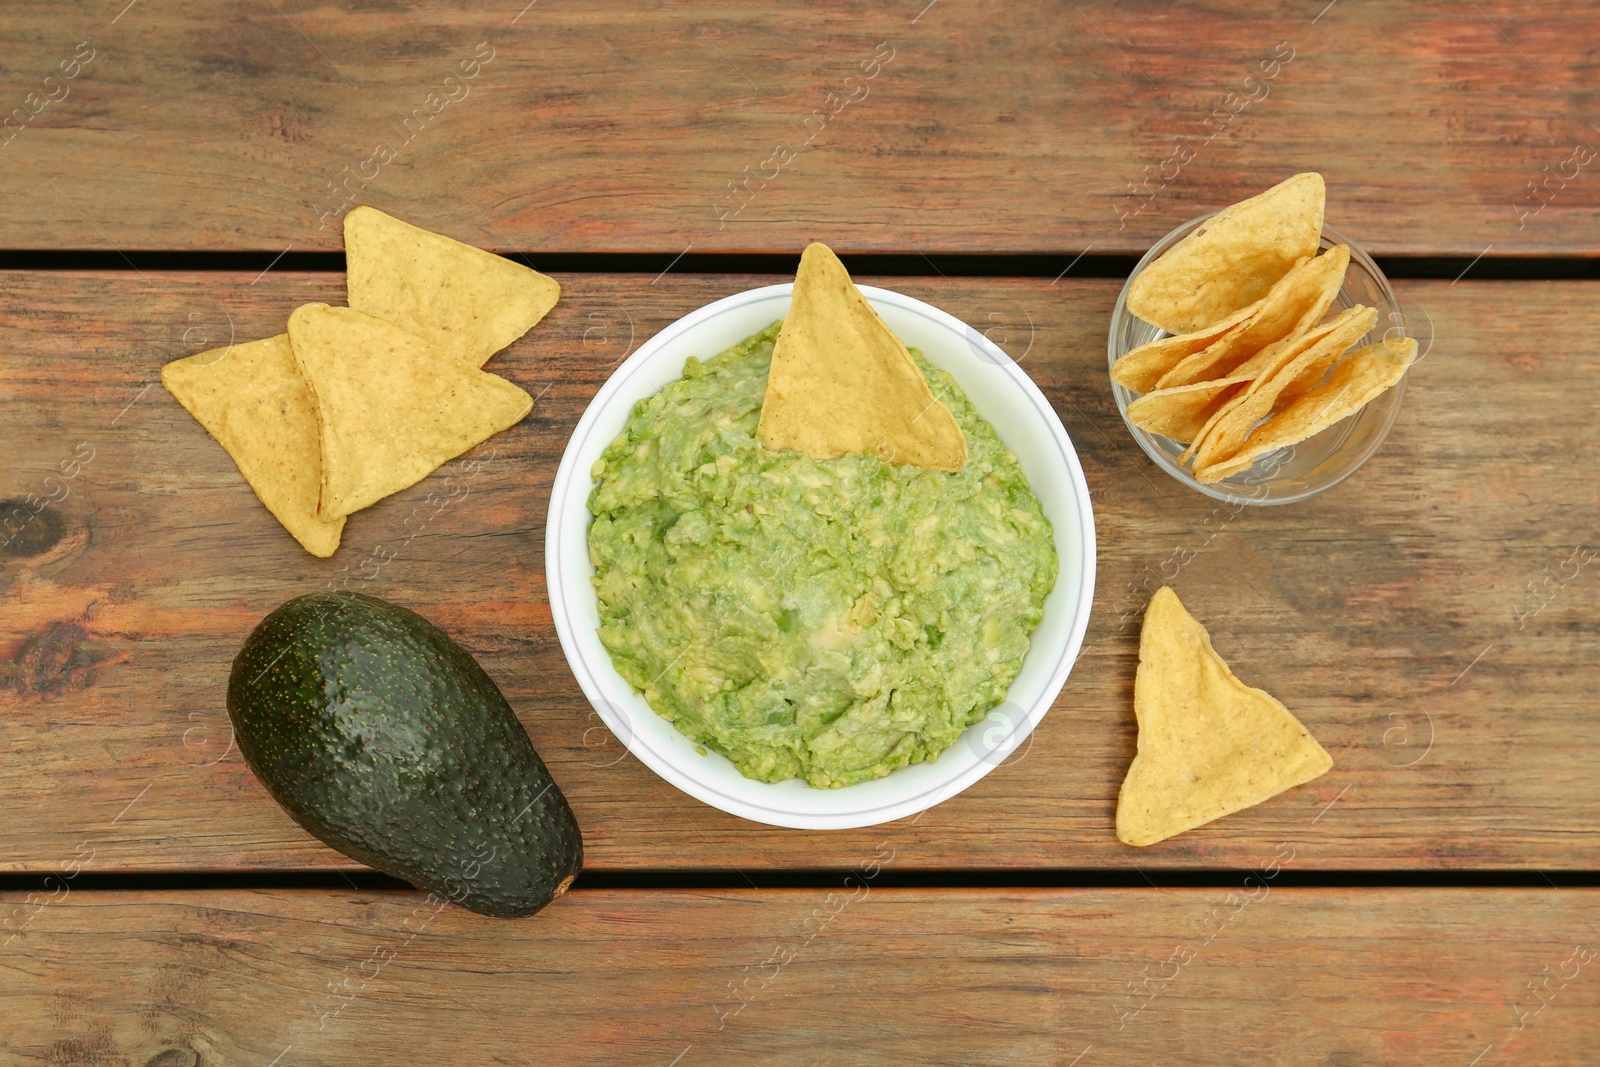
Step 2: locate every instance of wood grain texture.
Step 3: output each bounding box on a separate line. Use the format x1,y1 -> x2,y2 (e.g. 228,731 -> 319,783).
3,1 -> 1598,256
1,271 -> 1597,874
3,887 -> 1597,1066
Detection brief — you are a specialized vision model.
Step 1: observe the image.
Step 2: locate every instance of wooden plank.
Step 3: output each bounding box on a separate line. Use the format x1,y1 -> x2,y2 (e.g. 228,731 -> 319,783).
3,887 -> 1597,1065
3,1 -> 1599,256
1,271 -> 1596,873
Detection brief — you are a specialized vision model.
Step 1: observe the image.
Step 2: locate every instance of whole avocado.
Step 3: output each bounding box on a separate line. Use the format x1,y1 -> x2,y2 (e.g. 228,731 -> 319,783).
227,591 -> 582,917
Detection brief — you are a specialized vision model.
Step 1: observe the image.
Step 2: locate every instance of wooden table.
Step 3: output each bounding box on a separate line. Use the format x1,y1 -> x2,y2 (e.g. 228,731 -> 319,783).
3,2 -> 1597,1063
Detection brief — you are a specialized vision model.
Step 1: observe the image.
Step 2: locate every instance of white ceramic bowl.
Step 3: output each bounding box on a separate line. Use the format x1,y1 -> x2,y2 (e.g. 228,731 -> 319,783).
547,284 -> 1096,829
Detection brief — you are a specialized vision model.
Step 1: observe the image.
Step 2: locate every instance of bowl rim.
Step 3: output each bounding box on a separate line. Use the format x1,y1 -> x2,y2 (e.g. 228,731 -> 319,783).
546,281 -> 1097,829
1107,218 -> 1409,506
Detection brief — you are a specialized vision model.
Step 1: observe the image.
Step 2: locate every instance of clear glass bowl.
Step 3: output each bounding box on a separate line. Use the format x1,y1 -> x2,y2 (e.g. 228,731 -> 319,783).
1107,219 -> 1408,505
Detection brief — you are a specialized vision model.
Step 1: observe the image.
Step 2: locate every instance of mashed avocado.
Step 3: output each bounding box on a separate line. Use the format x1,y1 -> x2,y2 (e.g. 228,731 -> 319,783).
587,322 -> 1057,788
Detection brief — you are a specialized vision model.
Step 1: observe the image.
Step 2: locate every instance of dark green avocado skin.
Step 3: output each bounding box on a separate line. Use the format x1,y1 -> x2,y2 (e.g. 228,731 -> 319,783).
227,591 -> 582,917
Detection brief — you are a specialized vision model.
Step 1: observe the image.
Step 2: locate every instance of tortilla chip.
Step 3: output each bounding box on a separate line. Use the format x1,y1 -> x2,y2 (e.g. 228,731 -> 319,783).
1194,337 -> 1416,484
1117,587 -> 1333,847
1155,245 -> 1349,390
759,243 -> 966,471
1125,374 -> 1252,444
1177,391 -> 1244,466
161,335 -> 345,557
287,303 -> 533,519
1110,299 -> 1259,394
1188,304 -> 1377,470
344,206 -> 560,367
1127,173 -> 1326,334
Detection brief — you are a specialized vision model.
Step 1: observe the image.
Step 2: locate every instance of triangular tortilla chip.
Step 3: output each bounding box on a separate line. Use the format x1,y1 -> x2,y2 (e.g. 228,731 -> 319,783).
1194,337 -> 1415,484
1110,297 -> 1260,394
1189,304 -> 1376,470
1155,245 -> 1349,390
1117,587 -> 1332,846
287,303 -> 533,519
1179,302 -> 1373,464
758,243 -> 967,471
161,335 -> 345,557
344,206 -> 560,367
1127,173 -> 1326,334
1125,373 -> 1251,444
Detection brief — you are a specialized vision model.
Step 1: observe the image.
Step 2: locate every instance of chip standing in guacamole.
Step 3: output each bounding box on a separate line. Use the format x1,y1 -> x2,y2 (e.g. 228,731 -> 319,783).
587,322 -> 1057,788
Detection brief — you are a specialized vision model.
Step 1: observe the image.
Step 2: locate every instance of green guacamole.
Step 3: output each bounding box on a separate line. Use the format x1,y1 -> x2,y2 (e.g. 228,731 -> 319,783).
587,322 -> 1057,788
